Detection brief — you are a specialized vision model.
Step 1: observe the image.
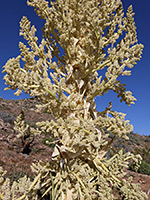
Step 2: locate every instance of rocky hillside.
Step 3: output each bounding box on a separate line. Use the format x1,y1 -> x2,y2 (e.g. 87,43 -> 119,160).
0,97 -> 150,198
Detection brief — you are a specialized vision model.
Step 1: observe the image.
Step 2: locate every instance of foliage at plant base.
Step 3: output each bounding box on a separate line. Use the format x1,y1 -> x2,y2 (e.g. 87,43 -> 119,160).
0,0 -> 148,199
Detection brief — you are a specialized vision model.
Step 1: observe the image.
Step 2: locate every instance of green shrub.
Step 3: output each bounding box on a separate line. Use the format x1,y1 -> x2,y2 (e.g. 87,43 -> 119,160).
129,160 -> 150,176
138,161 -> 150,175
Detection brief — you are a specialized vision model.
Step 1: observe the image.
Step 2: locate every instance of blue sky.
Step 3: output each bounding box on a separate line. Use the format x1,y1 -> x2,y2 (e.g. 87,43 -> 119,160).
0,0 -> 150,135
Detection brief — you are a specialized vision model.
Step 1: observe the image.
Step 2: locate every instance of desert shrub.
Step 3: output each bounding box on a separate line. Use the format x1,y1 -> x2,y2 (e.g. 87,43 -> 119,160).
0,111 -> 16,124
144,137 -> 150,143
130,161 -> 150,176
127,133 -> 141,146
138,161 -> 150,175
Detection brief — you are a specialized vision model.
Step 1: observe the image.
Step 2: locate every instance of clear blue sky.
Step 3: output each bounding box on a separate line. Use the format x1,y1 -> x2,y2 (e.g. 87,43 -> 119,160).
0,0 -> 150,135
